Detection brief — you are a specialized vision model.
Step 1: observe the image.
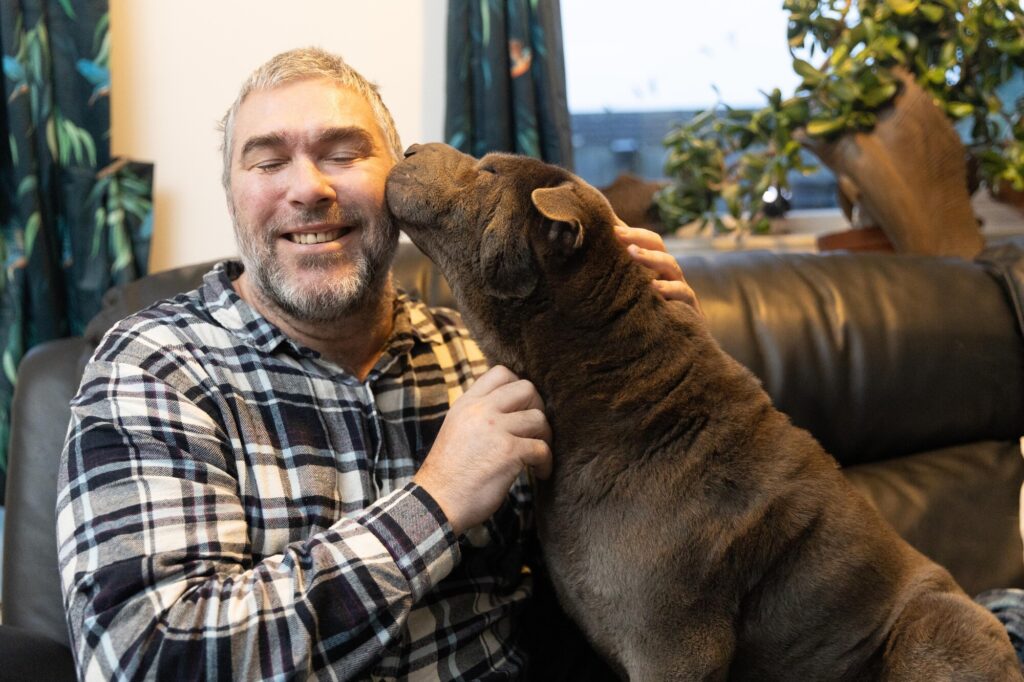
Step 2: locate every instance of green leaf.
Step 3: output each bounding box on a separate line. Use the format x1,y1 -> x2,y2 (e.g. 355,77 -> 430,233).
863,17 -> 878,42
24,211 -> 40,256
861,82 -> 898,108
925,66 -> 946,85
45,117 -> 57,161
829,43 -> 850,67
92,207 -> 105,258
3,350 -> 18,386
831,79 -> 860,103
94,16 -> 110,65
806,117 -> 848,137
56,0 -> 76,19
946,102 -> 974,118
79,127 -> 97,166
110,216 -> 133,274
885,0 -> 920,15
792,58 -> 822,84
16,175 -> 36,198
919,3 -> 945,22
939,41 -> 956,68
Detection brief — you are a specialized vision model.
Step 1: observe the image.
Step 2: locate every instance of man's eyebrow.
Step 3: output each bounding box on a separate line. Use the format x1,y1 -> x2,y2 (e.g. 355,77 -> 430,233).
238,127 -> 376,162
239,132 -> 289,160
315,126 -> 375,152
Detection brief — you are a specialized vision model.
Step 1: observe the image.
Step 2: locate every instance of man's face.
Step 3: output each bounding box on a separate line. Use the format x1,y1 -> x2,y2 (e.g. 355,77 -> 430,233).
228,78 -> 398,322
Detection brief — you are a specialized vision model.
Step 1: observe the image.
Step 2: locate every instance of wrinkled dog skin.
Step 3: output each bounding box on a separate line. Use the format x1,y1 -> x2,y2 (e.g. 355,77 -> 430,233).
385,143 -> 1022,681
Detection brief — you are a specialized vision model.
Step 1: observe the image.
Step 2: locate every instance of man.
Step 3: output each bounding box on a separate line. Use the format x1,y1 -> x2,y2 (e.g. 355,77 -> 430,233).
57,47 -> 700,679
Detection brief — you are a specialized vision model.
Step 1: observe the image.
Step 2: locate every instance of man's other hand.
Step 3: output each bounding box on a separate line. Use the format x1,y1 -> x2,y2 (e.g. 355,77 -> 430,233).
615,221 -> 704,317
414,365 -> 552,535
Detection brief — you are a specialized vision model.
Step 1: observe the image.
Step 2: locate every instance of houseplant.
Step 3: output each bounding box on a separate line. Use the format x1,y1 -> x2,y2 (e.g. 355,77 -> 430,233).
656,0 -> 1024,258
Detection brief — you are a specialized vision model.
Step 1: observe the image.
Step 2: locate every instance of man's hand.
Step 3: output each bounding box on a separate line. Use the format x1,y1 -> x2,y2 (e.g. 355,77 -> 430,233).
414,365 -> 552,535
615,221 -> 704,317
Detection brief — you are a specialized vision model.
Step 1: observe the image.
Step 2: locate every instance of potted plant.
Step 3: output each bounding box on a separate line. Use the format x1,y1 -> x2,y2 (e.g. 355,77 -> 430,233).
656,0 -> 1024,258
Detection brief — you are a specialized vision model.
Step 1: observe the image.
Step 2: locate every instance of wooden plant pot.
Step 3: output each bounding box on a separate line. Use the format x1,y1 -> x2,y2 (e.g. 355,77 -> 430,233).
801,68 -> 984,259
817,226 -> 895,253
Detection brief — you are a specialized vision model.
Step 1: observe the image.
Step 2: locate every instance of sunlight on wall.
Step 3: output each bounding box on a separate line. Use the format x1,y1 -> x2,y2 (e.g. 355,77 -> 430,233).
110,0 -> 447,272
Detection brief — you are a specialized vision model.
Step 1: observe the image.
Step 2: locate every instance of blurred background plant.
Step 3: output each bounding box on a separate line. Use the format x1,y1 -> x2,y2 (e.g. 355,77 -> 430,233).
656,0 -> 1024,236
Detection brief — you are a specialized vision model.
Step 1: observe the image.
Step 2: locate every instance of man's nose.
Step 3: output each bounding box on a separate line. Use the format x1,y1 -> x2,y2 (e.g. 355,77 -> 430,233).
287,158 -> 336,208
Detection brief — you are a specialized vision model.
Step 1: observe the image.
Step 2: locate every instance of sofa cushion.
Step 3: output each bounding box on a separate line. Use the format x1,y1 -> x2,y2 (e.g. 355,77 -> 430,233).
845,439 -> 1024,596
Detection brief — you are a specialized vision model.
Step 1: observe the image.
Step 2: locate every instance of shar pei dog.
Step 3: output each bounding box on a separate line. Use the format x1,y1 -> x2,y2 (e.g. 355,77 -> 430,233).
384,142 -> 1022,681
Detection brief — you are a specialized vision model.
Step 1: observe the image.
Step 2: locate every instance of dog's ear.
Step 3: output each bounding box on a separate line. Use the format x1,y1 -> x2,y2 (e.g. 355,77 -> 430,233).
531,183 -> 586,256
479,204 -> 538,300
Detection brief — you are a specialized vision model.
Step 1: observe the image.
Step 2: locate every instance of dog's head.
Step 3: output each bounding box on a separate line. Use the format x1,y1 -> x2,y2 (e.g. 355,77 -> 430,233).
385,143 -> 633,368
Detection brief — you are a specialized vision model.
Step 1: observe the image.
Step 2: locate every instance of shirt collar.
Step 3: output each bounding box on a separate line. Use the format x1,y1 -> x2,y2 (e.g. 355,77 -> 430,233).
200,260 -> 452,362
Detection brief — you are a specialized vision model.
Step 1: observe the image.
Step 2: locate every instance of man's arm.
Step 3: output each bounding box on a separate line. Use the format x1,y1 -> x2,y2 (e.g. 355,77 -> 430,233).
57,354 -> 461,680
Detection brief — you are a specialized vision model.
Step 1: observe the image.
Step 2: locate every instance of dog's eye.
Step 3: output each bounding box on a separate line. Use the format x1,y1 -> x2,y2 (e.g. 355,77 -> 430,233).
480,165 -> 498,175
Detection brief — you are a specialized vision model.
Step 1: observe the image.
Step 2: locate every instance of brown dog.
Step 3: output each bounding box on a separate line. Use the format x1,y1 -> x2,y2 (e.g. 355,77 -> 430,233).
385,142 -> 1022,681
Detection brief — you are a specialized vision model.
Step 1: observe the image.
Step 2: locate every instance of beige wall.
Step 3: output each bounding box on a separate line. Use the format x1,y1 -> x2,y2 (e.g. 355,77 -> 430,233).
109,0 -> 447,273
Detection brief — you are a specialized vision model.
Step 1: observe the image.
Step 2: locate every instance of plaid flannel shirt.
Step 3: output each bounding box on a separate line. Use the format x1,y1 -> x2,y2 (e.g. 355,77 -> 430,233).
56,261 -> 535,681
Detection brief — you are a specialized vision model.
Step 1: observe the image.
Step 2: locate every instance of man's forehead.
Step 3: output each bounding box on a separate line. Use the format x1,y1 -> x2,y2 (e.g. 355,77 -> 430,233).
232,78 -> 382,148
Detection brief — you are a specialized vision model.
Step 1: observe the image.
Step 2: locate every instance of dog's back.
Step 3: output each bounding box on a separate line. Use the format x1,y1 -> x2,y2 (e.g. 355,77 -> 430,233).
385,143 -> 1022,680
532,291 -> 1019,680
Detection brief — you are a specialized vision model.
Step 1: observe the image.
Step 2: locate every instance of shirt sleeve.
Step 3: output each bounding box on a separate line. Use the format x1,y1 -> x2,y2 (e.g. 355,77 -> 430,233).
56,351 -> 461,680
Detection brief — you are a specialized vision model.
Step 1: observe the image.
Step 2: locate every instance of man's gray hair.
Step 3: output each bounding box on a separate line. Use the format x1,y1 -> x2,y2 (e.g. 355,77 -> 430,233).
219,46 -> 404,189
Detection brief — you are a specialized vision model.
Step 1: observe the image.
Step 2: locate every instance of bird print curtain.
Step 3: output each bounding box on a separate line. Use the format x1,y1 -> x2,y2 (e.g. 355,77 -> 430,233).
445,0 -> 574,168
0,0 -> 153,490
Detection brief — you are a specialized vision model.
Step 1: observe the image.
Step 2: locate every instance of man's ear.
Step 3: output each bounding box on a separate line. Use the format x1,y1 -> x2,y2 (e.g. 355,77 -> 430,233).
479,205 -> 538,300
531,183 -> 585,255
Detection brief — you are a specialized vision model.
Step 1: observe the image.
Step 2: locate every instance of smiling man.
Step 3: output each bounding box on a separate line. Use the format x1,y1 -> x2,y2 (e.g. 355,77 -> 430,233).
228,76 -> 402,379
56,47 -> 699,680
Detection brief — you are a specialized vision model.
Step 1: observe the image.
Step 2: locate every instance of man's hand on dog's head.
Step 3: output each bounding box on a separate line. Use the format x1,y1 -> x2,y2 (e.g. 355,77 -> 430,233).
413,365 -> 552,536
615,221 -> 704,318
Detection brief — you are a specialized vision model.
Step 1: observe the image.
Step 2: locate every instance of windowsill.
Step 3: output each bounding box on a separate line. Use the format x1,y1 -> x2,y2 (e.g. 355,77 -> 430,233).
665,208 -> 845,257
665,192 -> 1024,257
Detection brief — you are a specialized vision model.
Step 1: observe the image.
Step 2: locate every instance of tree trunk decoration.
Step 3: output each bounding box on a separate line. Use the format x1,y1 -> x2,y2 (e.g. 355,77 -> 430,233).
802,68 -> 984,259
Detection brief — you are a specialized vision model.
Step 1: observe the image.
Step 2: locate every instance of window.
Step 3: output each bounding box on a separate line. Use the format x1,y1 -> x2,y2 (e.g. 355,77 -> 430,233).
560,0 -> 838,210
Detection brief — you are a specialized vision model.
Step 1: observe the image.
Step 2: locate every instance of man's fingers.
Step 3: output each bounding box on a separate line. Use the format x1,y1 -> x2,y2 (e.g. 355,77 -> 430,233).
627,244 -> 683,282
490,378 -> 546,413
464,364 -> 519,398
502,408 -> 552,443
652,280 -> 705,317
614,222 -> 665,252
521,439 -> 553,480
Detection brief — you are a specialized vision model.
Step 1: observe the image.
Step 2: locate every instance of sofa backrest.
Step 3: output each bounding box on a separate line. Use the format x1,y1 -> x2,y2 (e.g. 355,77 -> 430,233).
6,242 -> 1024,645
680,249 -> 1024,465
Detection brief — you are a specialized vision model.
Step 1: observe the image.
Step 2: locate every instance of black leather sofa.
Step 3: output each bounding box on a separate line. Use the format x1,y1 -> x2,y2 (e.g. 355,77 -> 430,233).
3,241 -> 1023,680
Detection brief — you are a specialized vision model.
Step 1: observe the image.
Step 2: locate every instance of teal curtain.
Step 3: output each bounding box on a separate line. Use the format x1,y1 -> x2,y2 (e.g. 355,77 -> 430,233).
446,0 -> 574,167
0,0 -> 153,489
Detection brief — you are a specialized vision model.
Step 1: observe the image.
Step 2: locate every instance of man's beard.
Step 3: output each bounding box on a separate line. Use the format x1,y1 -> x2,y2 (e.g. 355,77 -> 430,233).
234,203 -> 398,323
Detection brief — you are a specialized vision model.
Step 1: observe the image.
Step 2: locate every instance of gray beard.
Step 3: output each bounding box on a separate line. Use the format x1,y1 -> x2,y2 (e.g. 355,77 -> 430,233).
235,204 -> 398,324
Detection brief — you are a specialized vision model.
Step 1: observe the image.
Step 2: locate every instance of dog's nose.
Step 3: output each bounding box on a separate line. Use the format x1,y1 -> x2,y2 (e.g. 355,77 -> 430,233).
403,144 -> 422,158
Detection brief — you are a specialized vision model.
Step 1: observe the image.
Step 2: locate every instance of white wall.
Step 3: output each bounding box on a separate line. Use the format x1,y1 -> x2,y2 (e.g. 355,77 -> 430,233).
110,0 -> 448,273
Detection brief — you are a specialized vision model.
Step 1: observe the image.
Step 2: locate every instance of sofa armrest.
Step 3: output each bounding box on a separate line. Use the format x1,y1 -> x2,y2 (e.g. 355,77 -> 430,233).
0,625 -> 75,681
4,337 -> 90,644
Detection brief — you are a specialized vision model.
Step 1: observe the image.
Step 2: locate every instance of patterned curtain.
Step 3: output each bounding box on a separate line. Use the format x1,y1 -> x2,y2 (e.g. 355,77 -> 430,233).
0,0 -> 153,491
446,0 -> 574,168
